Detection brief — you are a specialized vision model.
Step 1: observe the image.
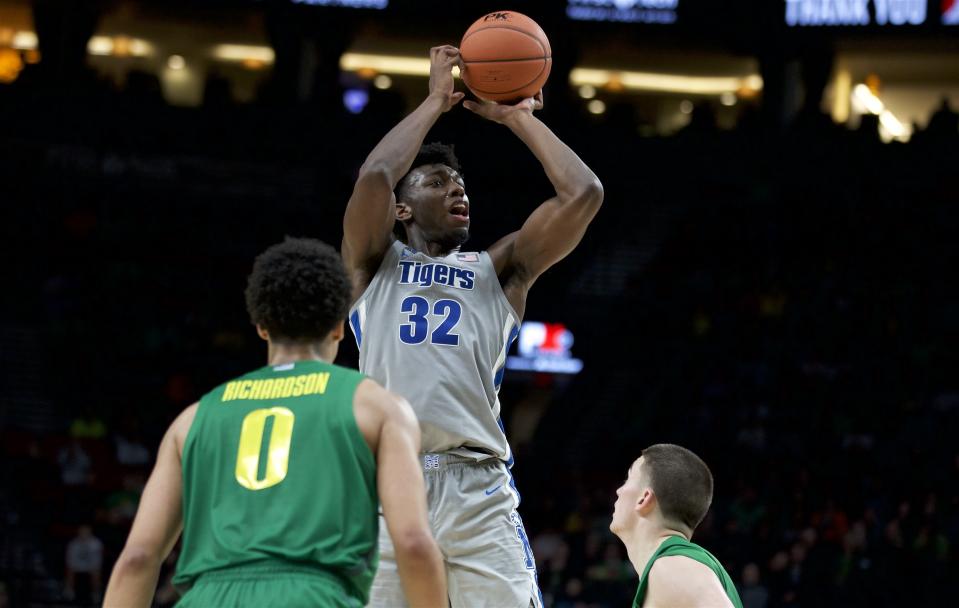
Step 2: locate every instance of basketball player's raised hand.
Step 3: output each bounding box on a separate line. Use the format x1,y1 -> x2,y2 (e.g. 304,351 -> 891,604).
429,45 -> 466,112
462,90 -> 544,126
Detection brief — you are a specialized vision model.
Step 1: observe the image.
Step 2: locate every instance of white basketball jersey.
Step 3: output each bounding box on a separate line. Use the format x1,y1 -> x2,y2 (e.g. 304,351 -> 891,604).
349,240 -> 519,461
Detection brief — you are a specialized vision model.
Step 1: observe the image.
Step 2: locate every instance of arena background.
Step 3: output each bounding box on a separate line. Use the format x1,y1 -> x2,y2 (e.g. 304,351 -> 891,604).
1,0 -> 957,606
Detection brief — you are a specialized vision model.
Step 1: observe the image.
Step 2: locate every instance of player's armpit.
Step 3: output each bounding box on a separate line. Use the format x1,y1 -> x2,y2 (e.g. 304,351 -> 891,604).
487,231 -> 519,277
103,403 -> 196,608
644,556 -> 735,608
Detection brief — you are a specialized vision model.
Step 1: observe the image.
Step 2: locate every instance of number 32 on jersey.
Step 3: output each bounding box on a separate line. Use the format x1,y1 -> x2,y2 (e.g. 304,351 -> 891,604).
399,296 -> 462,346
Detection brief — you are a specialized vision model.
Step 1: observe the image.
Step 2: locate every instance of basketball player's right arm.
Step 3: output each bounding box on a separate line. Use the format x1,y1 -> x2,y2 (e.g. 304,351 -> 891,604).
644,556 -> 735,608
342,46 -> 465,294
104,404 -> 196,608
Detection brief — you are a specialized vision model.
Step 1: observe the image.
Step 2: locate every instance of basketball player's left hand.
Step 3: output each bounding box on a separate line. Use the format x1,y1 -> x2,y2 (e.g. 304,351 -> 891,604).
463,90 -> 543,125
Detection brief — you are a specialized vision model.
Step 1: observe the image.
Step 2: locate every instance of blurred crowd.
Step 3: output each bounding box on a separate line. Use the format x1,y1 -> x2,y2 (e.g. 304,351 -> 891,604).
1,16 -> 958,607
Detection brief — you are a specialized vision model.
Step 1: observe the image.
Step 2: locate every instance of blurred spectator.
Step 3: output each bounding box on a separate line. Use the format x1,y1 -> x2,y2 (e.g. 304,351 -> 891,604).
923,96 -> 958,138
739,562 -> 768,608
553,577 -> 589,608
102,473 -> 145,526
58,439 -> 92,487
124,70 -> 164,108
114,415 -> 150,468
63,525 -> 104,605
584,542 -> 633,606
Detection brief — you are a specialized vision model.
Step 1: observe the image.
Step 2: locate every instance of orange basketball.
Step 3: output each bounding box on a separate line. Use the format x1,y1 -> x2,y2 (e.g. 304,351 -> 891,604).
459,10 -> 552,103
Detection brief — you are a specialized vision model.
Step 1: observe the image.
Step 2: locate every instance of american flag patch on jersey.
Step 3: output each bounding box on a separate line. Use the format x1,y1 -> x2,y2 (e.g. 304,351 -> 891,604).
456,253 -> 479,262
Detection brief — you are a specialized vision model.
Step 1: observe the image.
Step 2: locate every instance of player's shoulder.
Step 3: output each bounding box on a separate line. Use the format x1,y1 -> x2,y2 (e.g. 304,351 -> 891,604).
323,360 -> 367,380
354,378 -> 415,423
647,555 -> 732,608
169,401 -> 200,456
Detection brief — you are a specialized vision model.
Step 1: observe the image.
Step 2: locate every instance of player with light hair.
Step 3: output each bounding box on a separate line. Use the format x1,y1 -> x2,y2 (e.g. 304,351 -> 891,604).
610,443 -> 743,608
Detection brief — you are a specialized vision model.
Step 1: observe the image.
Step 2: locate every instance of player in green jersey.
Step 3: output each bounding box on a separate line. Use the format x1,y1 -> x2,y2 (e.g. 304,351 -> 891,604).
610,443 -> 743,608
104,238 -> 447,607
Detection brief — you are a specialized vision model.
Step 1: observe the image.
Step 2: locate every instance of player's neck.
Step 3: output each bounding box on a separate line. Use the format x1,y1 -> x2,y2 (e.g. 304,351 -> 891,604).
626,526 -> 688,577
267,341 -> 334,366
404,231 -> 461,258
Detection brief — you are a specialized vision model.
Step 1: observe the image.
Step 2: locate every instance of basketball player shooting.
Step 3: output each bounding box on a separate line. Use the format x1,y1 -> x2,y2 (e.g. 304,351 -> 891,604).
342,45 -> 603,607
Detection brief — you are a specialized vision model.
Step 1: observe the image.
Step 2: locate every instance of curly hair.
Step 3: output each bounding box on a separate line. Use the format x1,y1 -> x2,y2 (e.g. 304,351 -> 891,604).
244,237 -> 352,342
394,142 -> 463,202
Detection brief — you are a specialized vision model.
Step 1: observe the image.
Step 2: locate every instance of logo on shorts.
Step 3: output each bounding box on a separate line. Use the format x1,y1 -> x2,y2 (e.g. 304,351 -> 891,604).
484,484 -> 502,496
511,512 -> 536,570
424,454 -> 440,470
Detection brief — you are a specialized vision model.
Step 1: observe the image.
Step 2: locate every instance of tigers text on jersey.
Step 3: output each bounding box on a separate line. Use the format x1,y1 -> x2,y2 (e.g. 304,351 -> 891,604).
350,240 -> 519,461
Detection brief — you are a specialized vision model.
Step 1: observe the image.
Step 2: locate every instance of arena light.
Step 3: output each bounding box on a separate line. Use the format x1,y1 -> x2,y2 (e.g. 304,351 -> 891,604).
0,48 -> 23,84
340,52 -> 762,96
587,99 -> 606,114
343,88 -> 369,114
341,52 -> 430,76
878,110 -> 907,139
11,31 -> 37,50
851,83 -> 910,141
88,36 -> 113,56
212,44 -> 275,64
128,39 -> 153,57
744,74 -> 763,90
571,68 -> 759,95
87,36 -> 153,57
167,55 -> 186,70
853,84 -> 884,115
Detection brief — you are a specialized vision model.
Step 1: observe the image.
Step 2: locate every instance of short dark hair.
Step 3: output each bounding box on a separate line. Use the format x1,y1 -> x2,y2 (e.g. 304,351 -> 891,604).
244,237 -> 351,342
641,444 -> 714,535
394,142 -> 462,203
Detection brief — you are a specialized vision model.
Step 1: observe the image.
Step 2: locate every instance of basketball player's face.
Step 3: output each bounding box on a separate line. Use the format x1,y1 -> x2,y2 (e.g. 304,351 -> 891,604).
405,164 -> 470,247
610,457 -> 645,535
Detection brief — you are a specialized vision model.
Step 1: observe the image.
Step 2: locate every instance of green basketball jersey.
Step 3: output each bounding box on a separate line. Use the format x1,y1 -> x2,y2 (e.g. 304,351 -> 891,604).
173,359 -> 378,604
633,536 -> 743,608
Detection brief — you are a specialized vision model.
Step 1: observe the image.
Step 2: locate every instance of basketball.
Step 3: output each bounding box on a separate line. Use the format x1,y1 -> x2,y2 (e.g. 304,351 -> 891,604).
459,11 -> 552,104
